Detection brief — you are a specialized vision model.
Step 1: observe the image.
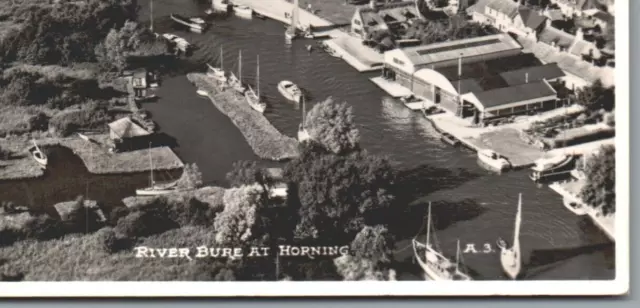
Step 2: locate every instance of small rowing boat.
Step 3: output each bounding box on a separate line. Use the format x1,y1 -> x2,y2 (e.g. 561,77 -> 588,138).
30,139 -> 47,168
170,14 -> 206,33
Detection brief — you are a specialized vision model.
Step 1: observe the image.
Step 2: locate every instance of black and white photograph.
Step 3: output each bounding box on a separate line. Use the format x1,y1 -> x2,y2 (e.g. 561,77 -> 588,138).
0,0 -> 628,297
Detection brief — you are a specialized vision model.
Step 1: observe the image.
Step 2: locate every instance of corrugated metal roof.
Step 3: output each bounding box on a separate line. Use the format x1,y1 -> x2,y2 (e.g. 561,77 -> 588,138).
473,81 -> 556,109
400,33 -> 521,67
499,63 -> 566,86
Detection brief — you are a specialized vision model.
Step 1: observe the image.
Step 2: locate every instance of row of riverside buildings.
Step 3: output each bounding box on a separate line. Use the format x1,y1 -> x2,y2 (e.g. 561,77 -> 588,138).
362,0 -> 613,126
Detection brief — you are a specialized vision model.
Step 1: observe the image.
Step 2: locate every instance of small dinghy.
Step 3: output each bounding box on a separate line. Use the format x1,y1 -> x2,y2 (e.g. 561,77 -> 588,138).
30,139 -> 47,168
196,89 -> 208,96
77,133 -> 91,141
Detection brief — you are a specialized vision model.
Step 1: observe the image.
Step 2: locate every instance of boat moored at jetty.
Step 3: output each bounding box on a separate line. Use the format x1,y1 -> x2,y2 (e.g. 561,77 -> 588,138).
497,193 -> 523,280
529,154 -> 576,182
162,33 -> 191,52
412,203 -> 472,281
232,4 -> 253,18
245,55 -> 267,113
207,47 -> 227,83
278,80 -> 302,103
29,139 -> 48,168
477,149 -> 511,172
196,89 -> 208,96
228,50 -> 247,94
136,145 -> 179,196
212,0 -> 231,12
170,14 -> 207,33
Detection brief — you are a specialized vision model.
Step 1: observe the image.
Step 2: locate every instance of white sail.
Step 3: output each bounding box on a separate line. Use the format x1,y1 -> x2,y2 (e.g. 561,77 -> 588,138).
500,193 -> 523,279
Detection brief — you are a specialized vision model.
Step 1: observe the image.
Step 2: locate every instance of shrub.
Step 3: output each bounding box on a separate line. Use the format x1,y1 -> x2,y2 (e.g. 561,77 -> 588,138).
49,103 -> 110,136
22,215 -> 67,241
27,112 -> 49,132
0,227 -> 21,247
114,206 -> 177,239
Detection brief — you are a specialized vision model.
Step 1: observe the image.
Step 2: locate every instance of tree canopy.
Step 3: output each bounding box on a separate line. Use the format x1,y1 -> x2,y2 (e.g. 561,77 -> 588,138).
304,97 -> 360,155
284,143 -> 396,242
579,144 -> 615,215
213,184 -> 267,246
404,16 -> 498,45
1,0 -> 139,65
574,80 -> 615,111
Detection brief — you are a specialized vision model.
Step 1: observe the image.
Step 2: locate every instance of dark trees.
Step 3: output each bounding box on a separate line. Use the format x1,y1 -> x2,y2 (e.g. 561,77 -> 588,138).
579,144 -> 615,215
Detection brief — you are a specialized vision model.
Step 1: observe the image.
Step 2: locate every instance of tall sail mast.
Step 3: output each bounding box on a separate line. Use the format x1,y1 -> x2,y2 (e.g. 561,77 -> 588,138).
455,239 -> 460,272
256,55 -> 260,98
426,202 -> 431,247
148,143 -> 154,186
238,50 -> 242,83
150,0 -> 154,32
302,95 -> 306,126
220,47 -> 224,71
514,193 -> 522,248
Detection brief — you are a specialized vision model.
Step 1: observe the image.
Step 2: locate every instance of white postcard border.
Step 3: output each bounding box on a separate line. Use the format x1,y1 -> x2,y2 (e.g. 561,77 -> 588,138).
0,0 -> 630,297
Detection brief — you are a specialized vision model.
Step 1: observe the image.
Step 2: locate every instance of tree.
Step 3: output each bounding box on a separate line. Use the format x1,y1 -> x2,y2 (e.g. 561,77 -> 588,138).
304,97 -> 360,155
213,184 -> 267,246
573,80 -> 615,111
226,160 -> 269,188
579,144 -> 615,215
176,163 -> 203,190
333,255 -> 396,281
405,16 -> 498,45
284,144 -> 396,241
95,21 -> 142,71
350,225 -> 395,266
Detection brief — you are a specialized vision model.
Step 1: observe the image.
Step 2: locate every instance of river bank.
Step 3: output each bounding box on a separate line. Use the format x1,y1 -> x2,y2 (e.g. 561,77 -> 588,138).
549,181 -> 615,241
186,73 -> 299,161
0,134 -> 184,181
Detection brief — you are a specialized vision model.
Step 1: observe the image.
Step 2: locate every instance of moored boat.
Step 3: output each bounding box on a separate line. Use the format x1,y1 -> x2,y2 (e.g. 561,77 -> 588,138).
136,145 -> 179,196
196,89 -> 208,96
162,33 -> 191,52
232,4 -> 253,18
207,47 -> 227,83
477,149 -> 511,172
529,154 -> 576,182
77,133 -> 90,141
412,203 -> 472,281
440,132 -> 459,146
563,197 -> 588,216
170,14 -> 206,33
29,139 -> 48,168
212,0 -> 230,12
497,193 -> 523,280
245,55 -> 267,113
278,80 -> 302,103
228,50 -> 247,94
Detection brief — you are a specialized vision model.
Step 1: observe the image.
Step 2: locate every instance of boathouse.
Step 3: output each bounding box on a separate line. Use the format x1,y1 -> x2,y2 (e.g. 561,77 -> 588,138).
381,34 -> 567,124
107,117 -> 152,151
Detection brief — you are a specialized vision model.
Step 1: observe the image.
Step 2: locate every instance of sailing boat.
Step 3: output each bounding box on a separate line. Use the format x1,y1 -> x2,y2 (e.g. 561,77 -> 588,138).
229,50 -> 247,94
497,193 -> 523,280
245,55 -> 267,113
30,139 -> 47,168
297,95 -> 310,142
285,0 -> 300,40
136,144 -> 178,196
207,47 -> 227,83
412,203 -> 472,280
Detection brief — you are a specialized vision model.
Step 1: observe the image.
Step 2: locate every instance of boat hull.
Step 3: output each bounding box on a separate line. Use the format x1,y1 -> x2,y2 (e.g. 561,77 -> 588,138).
245,92 -> 266,113
135,188 -> 176,196
233,6 -> 253,18
412,240 -> 472,281
500,248 -> 521,280
277,81 -> 302,103
196,89 -> 208,96
297,128 -> 310,142
563,197 -> 588,216
170,14 -> 205,32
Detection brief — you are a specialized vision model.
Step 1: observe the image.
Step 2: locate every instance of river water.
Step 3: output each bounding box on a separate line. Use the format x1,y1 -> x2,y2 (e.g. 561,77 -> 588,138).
0,0 -> 614,281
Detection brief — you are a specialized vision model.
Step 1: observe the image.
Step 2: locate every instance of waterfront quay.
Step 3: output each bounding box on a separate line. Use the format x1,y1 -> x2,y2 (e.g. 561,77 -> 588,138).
231,0 -> 384,72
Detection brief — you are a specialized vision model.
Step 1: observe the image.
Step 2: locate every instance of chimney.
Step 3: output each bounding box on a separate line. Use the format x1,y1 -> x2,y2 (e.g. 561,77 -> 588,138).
525,72 -> 529,83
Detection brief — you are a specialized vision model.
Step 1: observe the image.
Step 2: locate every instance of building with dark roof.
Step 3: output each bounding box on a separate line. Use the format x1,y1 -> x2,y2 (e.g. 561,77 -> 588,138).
381,36 -> 565,124
351,0 -> 421,39
550,0 -> 597,17
467,0 -> 548,38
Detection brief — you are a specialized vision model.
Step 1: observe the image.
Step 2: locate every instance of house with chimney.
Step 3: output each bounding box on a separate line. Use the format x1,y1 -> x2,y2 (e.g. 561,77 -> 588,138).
466,0 -> 548,38
351,0 -> 421,39
549,0 -> 597,17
